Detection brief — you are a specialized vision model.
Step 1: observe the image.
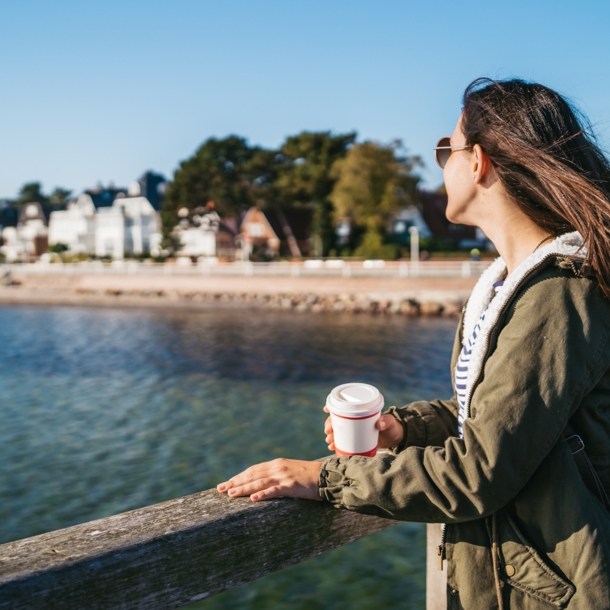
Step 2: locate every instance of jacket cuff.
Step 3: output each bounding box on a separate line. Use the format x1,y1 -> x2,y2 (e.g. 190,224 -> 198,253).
385,406 -> 409,453
318,456 -> 351,505
385,405 -> 427,452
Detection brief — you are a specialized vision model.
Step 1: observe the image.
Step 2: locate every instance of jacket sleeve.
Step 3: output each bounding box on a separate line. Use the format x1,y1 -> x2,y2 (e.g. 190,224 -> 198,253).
386,397 -> 459,452
319,275 -> 610,523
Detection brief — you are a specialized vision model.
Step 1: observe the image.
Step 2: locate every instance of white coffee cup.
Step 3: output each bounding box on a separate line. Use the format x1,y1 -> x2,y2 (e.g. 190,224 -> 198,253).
326,382 -> 384,457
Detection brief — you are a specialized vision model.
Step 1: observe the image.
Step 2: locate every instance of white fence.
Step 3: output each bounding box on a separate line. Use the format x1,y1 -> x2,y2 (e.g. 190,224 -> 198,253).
6,259 -> 492,279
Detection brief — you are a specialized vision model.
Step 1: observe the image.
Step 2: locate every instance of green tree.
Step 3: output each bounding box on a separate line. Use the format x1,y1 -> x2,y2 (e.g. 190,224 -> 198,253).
329,141 -> 422,258
274,131 -> 356,256
49,187 -> 72,207
161,136 -> 278,244
16,182 -> 48,206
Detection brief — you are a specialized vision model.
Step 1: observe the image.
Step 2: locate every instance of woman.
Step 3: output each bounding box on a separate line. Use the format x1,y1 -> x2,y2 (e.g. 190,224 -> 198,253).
217,79 -> 610,609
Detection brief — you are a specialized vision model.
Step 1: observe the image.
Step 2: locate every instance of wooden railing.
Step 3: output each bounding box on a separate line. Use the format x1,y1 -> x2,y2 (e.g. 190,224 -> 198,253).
0,483 -> 446,609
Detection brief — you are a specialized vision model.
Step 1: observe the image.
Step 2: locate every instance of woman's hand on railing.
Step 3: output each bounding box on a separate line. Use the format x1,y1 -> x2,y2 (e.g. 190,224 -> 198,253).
217,459 -> 323,502
323,407 -> 405,451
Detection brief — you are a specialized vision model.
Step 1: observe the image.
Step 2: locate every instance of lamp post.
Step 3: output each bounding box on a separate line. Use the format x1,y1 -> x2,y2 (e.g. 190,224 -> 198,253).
409,226 -> 419,277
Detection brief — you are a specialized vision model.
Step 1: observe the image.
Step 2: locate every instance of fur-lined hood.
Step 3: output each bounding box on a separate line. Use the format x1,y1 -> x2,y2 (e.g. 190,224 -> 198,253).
460,231 -> 587,413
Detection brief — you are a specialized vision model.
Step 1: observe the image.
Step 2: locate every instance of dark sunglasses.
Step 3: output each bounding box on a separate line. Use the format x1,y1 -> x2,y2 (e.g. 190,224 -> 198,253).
434,137 -> 473,169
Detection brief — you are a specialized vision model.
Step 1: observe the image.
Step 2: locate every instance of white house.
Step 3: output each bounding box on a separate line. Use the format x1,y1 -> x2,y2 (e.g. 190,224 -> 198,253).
175,208 -> 220,257
47,179 -> 162,260
95,190 -> 161,259
1,202 -> 49,261
48,194 -> 96,254
179,227 -> 217,257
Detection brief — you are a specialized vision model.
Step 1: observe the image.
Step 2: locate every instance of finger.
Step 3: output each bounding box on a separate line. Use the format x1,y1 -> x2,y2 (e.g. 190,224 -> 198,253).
217,471 -> 250,492
376,415 -> 390,431
227,478 -> 277,498
325,433 -> 334,445
327,441 -> 335,451
251,485 -> 284,502
324,416 -> 333,434
217,480 -> 232,492
217,461 -> 274,492
323,406 -> 329,413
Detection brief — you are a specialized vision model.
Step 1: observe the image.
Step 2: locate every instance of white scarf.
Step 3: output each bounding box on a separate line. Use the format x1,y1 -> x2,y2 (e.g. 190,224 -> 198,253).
460,231 -> 587,414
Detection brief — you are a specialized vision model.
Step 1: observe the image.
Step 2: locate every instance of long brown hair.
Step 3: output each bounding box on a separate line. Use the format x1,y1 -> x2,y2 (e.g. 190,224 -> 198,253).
462,78 -> 610,299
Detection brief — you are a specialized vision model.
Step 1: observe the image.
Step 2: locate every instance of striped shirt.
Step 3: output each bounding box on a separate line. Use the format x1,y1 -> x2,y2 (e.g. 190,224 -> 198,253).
456,280 -> 505,438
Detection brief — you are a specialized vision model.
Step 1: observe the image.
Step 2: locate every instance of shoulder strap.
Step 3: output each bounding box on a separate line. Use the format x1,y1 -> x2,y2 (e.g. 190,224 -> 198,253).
564,423 -> 610,512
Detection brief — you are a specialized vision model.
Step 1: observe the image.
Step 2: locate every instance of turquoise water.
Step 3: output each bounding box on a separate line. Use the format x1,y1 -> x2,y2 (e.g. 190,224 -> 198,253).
0,306 -> 457,609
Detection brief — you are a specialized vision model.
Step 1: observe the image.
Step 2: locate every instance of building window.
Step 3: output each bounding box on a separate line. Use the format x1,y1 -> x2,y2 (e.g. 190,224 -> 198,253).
248,222 -> 266,238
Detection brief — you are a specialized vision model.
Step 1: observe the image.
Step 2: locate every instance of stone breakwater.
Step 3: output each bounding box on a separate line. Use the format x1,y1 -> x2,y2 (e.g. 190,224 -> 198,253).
0,272 -> 477,316
80,288 -> 465,316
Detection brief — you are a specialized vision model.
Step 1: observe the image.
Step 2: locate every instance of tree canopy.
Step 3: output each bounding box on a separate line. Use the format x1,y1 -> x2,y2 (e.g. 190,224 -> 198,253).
162,136 -> 278,242
161,132 -> 422,257
16,182 -> 48,206
16,182 -> 73,218
329,141 -> 422,258
274,131 -> 356,255
49,187 -> 72,207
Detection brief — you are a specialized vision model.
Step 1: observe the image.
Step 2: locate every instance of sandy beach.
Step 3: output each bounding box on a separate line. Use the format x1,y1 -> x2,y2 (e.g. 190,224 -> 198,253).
0,272 -> 477,315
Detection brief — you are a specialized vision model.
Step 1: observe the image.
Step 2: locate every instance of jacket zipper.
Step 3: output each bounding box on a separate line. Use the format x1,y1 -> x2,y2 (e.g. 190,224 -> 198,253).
437,524 -> 447,570
437,252 -> 565,572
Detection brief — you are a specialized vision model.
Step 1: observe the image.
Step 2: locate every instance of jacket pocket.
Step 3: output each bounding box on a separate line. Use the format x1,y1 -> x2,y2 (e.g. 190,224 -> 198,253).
496,512 -> 575,608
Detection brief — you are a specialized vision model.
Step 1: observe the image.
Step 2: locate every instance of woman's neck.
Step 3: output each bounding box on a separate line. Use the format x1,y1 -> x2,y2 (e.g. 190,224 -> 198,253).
479,208 -> 551,277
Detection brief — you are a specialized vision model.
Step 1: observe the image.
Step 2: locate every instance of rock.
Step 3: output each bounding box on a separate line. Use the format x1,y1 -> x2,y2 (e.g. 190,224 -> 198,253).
389,300 -> 402,314
441,301 -> 463,317
400,300 -> 420,316
420,301 -> 443,316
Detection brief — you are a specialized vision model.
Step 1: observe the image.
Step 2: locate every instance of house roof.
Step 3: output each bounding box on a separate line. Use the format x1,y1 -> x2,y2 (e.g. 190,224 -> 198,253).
85,187 -> 128,209
18,201 -> 47,226
0,201 -> 18,228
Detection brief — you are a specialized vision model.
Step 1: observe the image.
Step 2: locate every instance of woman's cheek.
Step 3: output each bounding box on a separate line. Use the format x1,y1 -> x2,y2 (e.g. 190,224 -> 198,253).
444,165 -> 473,224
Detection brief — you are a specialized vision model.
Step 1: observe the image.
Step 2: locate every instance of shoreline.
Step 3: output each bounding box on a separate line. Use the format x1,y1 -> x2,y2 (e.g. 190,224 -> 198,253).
0,273 -> 477,316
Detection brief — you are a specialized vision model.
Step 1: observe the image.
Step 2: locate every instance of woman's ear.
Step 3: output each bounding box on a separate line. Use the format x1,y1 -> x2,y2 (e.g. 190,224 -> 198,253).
472,144 -> 492,185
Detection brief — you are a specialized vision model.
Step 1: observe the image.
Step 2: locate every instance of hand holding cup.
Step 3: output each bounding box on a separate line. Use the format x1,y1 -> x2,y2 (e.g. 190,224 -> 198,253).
324,407 -> 404,452
324,383 -> 404,456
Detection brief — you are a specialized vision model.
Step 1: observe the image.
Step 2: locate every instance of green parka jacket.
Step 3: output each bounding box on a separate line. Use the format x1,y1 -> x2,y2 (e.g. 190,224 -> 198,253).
319,233 -> 610,609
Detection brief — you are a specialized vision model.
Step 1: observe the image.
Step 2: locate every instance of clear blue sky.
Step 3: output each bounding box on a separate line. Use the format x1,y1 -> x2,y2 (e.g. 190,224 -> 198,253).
1,0 -> 610,199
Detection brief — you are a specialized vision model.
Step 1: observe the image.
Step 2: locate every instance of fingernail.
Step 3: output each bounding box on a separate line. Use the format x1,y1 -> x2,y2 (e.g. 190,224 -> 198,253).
217,483 -> 226,491
229,489 -> 236,495
251,494 -> 258,501
379,420 -> 386,430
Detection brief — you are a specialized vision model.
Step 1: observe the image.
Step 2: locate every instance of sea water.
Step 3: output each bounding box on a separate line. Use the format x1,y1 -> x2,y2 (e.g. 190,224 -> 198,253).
0,306 -> 457,609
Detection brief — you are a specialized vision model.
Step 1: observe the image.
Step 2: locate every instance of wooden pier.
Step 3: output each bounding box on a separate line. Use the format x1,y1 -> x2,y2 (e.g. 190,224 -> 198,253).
0,480 -> 446,609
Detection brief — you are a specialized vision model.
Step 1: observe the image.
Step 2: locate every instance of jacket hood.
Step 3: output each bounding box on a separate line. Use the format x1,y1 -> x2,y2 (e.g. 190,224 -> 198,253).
460,231 -> 586,410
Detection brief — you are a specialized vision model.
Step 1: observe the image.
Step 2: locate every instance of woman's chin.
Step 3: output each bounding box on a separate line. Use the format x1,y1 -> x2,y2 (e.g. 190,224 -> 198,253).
445,203 -> 474,226
445,207 -> 462,224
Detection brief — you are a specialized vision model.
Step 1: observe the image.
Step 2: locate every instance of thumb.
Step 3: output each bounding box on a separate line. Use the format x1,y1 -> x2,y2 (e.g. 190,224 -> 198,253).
377,417 -> 388,431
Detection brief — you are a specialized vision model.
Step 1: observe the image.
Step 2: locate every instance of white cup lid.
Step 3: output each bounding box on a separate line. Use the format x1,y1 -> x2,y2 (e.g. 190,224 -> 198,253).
326,383 -> 384,415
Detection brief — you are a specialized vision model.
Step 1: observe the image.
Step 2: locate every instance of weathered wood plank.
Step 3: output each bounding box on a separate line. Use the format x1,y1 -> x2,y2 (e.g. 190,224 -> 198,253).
0,487 -> 398,610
